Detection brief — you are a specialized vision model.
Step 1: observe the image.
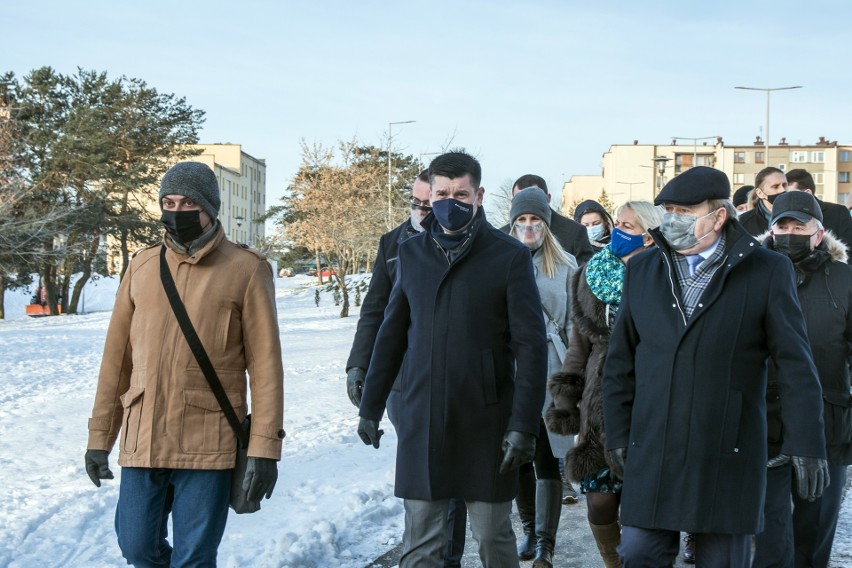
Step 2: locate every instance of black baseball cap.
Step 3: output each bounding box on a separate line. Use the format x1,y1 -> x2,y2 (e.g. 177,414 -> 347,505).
770,190 -> 823,226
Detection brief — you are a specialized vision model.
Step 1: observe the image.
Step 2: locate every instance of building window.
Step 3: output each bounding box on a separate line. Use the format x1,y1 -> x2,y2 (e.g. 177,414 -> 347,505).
733,173 -> 745,184
755,151 -> 765,163
734,151 -> 745,163
790,151 -> 808,163
778,163 -> 787,172
813,172 -> 824,185
839,172 -> 851,183
811,151 -> 825,163
840,150 -> 851,162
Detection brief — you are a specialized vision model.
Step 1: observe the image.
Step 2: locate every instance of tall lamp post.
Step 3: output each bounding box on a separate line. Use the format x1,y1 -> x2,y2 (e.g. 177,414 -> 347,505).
671,135 -> 719,167
653,156 -> 671,196
387,120 -> 416,228
734,86 -> 802,168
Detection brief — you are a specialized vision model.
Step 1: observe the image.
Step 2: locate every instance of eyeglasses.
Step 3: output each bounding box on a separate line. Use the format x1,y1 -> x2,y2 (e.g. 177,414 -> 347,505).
410,198 -> 431,209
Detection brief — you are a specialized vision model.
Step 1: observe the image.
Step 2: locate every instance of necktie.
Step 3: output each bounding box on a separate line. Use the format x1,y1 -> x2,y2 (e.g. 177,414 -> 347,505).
686,255 -> 703,276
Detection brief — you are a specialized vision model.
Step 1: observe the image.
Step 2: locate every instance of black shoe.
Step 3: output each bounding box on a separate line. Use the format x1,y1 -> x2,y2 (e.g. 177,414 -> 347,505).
518,532 -> 536,561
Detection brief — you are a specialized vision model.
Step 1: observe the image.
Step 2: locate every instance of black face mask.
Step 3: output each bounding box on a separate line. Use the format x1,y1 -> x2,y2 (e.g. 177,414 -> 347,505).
765,192 -> 782,205
161,210 -> 205,243
773,233 -> 814,264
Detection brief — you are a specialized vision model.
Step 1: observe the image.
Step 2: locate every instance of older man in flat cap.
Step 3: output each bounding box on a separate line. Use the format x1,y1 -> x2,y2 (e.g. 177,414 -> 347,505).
85,161 -> 285,566
601,166 -> 829,567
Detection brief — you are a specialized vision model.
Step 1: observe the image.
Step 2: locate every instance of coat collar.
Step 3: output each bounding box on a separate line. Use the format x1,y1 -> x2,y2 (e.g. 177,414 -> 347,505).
755,228 -> 848,264
164,224 -> 225,264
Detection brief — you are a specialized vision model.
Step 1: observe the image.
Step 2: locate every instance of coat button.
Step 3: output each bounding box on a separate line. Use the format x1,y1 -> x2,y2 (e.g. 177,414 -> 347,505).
672,304 -> 677,308
277,429 -> 286,439
698,303 -> 703,308
733,448 -> 739,453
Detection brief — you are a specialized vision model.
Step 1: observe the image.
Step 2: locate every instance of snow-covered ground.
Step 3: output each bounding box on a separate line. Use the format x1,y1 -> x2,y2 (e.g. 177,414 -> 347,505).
0,274 -> 850,567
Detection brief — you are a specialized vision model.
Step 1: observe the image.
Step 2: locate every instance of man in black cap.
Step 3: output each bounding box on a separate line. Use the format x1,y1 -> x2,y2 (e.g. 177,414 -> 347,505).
602,166 -> 829,567
785,168 -> 852,263
753,190 -> 852,568
732,185 -> 753,213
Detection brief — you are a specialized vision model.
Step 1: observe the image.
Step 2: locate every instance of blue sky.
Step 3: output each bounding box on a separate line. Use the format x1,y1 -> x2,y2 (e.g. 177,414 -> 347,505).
7,0 -> 852,208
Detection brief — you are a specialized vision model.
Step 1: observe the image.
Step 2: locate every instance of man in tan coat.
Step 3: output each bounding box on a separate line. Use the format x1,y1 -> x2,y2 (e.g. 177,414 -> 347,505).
85,161 -> 284,566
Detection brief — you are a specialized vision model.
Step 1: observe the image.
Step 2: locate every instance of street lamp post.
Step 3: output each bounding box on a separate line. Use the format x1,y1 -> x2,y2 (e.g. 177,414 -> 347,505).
653,157 -> 671,196
671,135 -> 719,167
734,86 -> 802,168
387,120 -> 416,229
418,152 -> 439,170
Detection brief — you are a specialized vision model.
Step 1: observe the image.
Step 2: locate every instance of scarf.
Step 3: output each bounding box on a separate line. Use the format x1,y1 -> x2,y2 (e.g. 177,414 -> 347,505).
585,244 -> 625,305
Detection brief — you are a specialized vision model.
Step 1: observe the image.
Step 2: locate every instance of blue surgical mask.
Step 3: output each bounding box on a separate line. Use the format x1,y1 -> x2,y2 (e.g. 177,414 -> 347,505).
586,224 -> 606,242
432,198 -> 474,232
610,228 -> 646,257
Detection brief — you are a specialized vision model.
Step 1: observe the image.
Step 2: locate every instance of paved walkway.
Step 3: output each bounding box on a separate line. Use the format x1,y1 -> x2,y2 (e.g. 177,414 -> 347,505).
366,471 -> 852,568
365,493 -> 691,567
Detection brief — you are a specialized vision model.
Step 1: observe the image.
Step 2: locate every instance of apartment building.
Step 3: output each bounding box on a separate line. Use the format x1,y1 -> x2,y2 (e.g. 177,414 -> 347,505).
561,137 -> 852,215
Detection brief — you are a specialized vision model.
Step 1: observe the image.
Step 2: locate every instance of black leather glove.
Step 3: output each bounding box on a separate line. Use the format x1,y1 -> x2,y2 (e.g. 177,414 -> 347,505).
607,447 -> 628,479
85,450 -> 114,487
767,453 -> 791,468
498,430 -> 536,475
358,417 -> 383,449
242,457 -> 279,502
346,367 -> 366,407
791,455 -> 830,501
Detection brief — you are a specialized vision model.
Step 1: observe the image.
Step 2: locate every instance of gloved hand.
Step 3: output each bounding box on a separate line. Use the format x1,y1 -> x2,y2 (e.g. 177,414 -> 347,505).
85,450 -> 114,487
607,447 -> 628,479
346,367 -> 367,407
767,453 -> 791,468
498,430 -> 536,475
791,455 -> 830,501
242,457 -> 279,502
358,417 -> 383,449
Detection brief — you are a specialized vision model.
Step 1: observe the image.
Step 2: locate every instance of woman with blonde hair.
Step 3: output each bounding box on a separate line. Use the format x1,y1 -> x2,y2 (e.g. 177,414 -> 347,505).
545,200 -> 664,567
509,188 -> 578,568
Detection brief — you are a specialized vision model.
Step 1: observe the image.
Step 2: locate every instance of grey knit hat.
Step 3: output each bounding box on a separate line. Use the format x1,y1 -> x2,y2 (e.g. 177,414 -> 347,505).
510,187 -> 552,226
159,162 -> 221,220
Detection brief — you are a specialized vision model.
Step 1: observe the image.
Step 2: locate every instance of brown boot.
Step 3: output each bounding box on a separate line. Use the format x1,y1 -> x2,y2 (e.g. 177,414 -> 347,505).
589,520 -> 622,568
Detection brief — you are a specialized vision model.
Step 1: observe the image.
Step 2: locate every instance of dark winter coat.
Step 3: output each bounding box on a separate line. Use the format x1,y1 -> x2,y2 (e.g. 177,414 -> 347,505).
346,219 -> 418,371
359,211 -> 548,502
502,210 -> 594,265
602,220 -> 827,534
738,207 -> 769,237
759,230 -> 852,466
546,263 -> 616,483
817,198 -> 852,263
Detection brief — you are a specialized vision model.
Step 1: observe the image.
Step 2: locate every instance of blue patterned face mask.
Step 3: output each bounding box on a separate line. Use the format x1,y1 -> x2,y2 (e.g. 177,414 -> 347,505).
609,228 -> 645,257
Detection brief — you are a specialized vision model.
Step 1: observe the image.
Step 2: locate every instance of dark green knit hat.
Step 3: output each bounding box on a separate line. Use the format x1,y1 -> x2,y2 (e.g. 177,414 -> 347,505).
159,162 -> 221,220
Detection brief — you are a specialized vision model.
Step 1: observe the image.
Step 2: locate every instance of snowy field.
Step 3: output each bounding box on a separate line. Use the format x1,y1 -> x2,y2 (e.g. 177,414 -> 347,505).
0,273 -> 850,567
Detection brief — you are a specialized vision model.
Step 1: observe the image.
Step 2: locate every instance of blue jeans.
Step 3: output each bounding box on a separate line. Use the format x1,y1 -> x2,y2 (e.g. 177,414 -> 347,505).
115,467 -> 231,567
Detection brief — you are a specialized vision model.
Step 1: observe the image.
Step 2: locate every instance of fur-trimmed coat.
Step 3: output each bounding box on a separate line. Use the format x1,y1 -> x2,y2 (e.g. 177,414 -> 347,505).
758,229 -> 852,466
546,263 -> 615,483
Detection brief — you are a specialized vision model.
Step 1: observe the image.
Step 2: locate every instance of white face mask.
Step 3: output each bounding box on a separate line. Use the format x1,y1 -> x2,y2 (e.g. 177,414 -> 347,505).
586,224 -> 606,241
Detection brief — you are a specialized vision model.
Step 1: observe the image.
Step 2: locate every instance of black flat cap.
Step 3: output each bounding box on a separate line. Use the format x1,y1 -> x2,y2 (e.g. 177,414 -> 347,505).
654,166 -> 730,206
770,190 -> 823,226
732,185 -> 754,207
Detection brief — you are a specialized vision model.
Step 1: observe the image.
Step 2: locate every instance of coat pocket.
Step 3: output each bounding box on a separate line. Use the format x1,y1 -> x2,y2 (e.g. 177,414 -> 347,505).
481,349 -> 498,405
823,389 -> 852,446
181,389 -> 243,454
120,386 -> 145,454
720,391 -> 743,454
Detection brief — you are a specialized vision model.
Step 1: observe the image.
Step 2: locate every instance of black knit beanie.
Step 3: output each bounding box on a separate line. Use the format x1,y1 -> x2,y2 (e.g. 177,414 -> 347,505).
159,162 -> 221,220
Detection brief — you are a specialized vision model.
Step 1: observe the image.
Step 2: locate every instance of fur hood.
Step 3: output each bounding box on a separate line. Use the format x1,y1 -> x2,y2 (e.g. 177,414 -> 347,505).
756,229 -> 848,264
